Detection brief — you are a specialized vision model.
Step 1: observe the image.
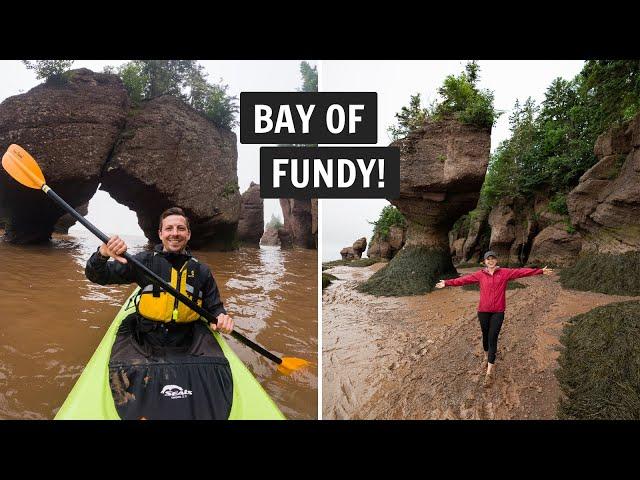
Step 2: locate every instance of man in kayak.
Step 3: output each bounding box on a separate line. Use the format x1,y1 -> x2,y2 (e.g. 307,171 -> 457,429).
435,251 -> 553,387
85,207 -> 234,349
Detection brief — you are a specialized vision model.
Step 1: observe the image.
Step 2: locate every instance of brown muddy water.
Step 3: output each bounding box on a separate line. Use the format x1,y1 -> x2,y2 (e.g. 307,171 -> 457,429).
0,231 -> 317,420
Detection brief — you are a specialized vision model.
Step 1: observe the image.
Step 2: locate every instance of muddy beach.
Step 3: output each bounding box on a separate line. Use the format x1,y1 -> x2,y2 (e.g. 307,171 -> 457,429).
322,263 -> 638,420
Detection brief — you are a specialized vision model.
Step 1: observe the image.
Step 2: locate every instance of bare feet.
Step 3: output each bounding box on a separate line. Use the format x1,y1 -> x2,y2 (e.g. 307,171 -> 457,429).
483,370 -> 494,388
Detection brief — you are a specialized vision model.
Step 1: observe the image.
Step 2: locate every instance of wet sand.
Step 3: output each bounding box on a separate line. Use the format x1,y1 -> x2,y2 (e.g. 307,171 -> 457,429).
322,264 -> 638,419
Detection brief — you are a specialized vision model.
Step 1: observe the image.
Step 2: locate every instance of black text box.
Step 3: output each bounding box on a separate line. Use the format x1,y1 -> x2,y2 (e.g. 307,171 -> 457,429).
260,147 -> 399,199
241,92 -> 377,144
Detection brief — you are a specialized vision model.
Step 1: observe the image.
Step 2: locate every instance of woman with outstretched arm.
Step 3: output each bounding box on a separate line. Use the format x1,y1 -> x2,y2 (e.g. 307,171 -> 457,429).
435,251 -> 553,387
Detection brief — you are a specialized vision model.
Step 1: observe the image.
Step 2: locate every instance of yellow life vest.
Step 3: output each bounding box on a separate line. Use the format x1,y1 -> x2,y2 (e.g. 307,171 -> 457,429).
135,256 -> 204,323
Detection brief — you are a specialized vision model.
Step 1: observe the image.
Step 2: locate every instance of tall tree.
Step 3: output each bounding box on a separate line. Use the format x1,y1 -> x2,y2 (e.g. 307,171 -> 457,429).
299,61 -> 317,92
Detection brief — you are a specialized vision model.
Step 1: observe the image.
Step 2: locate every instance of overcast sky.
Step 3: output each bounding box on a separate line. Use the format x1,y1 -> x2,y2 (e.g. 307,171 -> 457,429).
320,60 -> 586,261
0,60 -> 313,237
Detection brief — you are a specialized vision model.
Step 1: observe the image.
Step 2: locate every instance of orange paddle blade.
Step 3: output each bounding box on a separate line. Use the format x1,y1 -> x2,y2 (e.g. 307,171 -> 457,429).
2,144 -> 46,189
277,357 -> 310,375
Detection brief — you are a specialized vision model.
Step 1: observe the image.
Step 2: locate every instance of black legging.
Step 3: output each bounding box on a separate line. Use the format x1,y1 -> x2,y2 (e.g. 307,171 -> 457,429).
477,312 -> 505,364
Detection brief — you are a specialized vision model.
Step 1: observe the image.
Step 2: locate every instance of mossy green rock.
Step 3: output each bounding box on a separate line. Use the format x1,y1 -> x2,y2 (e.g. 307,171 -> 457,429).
556,301 -> 640,419
560,252 -> 640,296
357,246 -> 456,296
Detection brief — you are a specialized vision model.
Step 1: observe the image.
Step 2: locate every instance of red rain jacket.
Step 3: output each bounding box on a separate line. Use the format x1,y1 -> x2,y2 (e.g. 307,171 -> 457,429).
443,267 -> 543,312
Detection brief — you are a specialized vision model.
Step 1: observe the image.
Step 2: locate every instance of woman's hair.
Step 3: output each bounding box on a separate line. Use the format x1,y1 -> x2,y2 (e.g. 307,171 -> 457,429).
158,207 -> 190,231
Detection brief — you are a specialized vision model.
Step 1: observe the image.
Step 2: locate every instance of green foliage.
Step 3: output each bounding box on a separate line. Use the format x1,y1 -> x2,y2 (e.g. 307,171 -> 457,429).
221,182 -> 239,198
560,252 -> 640,296
23,60 -> 74,81
388,93 -> 430,141
368,205 -> 406,241
322,273 -> 338,289
480,60 -> 640,211
322,258 -> 383,269
358,246 -> 457,296
547,193 -> 569,215
432,61 -> 501,129
265,213 -> 283,230
555,301 -> 640,419
299,61 -> 317,92
104,60 -> 238,130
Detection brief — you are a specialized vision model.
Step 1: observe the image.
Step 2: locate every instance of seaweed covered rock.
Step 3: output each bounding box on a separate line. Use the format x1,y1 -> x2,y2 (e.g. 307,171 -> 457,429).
357,246 -> 457,296
363,117 -> 491,295
0,69 -> 129,243
559,251 -> 640,296
100,95 -> 240,249
322,273 -> 338,289
556,301 -> 640,419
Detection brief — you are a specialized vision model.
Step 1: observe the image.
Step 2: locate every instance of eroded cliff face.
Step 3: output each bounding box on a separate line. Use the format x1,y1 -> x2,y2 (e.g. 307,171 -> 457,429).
0,70 -> 242,249
567,113 -> 640,254
0,69 -> 129,243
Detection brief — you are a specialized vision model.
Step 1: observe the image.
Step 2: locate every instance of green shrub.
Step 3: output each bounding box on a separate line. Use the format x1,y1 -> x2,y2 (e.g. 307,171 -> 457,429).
104,60 -> 238,130
560,252 -> 640,296
222,182 -> 239,198
368,205 -> 406,241
358,246 -> 457,296
555,301 -> 640,419
23,60 -> 74,82
431,61 -> 500,129
548,193 -> 569,215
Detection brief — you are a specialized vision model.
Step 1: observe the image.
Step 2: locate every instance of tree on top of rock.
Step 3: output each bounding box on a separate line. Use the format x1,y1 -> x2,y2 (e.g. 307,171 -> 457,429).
388,61 -> 500,141
22,60 -> 75,82
104,60 -> 238,130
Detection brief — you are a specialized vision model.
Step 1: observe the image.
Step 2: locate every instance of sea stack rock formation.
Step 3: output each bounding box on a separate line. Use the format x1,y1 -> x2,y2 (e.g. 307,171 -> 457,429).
279,198 -> 315,249
0,69 -> 129,243
100,95 -> 241,249
237,182 -> 263,246
0,69 -> 244,250
340,237 -> 367,260
360,117 -> 491,295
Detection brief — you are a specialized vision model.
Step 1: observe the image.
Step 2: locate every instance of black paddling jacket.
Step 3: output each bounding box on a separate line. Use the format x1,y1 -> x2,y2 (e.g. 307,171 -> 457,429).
85,244 -> 226,323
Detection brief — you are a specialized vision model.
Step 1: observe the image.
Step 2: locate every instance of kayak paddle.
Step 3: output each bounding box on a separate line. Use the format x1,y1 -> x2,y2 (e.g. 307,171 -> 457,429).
2,143 -> 310,375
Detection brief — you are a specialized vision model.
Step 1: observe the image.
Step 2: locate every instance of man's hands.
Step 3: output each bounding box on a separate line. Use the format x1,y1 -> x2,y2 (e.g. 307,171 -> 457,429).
99,235 -> 128,264
542,266 -> 554,275
210,313 -> 234,335
435,280 -> 446,289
